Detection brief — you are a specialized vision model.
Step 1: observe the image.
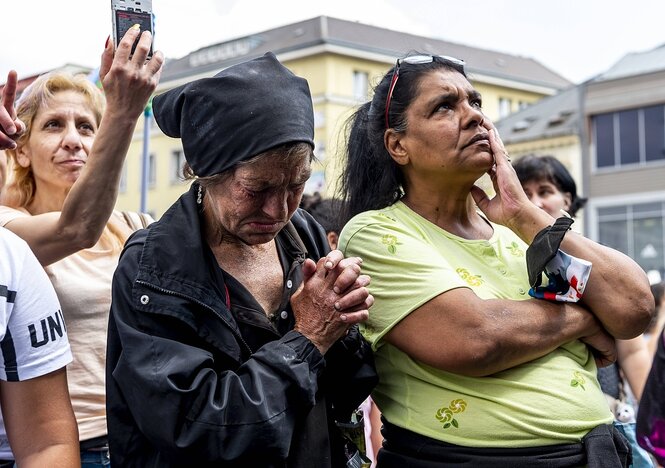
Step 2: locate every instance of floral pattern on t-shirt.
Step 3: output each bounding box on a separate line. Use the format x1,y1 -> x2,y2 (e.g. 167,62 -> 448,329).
570,371 -> 586,390
506,241 -> 525,256
435,398 -> 468,429
456,268 -> 483,286
381,234 -> 401,254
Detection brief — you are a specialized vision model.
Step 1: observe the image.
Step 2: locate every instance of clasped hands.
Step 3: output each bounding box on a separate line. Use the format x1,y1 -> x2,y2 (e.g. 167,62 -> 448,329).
292,250 -> 373,354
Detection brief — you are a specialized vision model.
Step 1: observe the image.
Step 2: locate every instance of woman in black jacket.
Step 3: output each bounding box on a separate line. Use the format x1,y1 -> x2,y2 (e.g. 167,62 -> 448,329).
106,52 -> 376,467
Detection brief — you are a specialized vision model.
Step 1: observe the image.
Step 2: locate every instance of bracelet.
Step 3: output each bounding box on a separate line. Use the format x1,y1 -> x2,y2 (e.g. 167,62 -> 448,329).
526,217 -> 574,287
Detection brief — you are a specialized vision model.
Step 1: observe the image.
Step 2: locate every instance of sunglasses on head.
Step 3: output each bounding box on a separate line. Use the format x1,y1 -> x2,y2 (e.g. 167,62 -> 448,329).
384,54 -> 465,129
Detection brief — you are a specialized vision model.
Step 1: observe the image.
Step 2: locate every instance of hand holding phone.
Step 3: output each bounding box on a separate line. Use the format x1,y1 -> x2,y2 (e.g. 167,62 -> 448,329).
99,14 -> 163,121
111,0 -> 154,58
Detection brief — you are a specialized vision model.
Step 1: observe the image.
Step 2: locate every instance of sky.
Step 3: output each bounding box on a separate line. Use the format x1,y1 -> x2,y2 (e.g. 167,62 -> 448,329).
2,0 -> 665,85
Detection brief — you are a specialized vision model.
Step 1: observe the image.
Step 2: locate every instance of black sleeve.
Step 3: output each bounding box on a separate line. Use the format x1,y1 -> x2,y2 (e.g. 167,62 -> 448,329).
291,209 -> 379,421
324,325 -> 378,422
107,240 -> 326,463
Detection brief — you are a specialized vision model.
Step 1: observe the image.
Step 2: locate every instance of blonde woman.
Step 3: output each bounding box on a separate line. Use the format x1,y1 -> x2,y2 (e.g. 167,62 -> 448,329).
0,26 -> 162,466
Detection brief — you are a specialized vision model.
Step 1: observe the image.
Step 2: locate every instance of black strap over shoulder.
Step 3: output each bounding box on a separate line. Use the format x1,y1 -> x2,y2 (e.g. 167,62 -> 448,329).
526,217 -> 575,288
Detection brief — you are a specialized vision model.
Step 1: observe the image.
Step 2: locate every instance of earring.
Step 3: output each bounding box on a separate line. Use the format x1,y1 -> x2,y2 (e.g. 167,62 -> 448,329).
197,185 -> 203,205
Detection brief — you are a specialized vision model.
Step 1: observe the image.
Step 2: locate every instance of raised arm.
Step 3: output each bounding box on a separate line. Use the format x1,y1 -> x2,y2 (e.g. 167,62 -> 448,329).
0,70 -> 26,150
471,126 -> 653,339
385,286 -> 614,377
0,368 -> 80,468
4,27 -> 163,266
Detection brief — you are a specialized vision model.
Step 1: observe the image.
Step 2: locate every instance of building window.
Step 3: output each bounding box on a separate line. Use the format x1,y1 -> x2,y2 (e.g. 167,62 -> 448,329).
518,101 -> 530,110
593,104 -> 665,169
498,98 -> 512,118
594,113 -> 616,168
619,109 -> 639,165
314,111 -> 325,128
170,149 -> 186,184
597,201 -> 665,276
314,142 -> 326,162
645,105 -> 665,162
148,153 -> 156,188
353,71 -> 369,100
304,170 -> 325,194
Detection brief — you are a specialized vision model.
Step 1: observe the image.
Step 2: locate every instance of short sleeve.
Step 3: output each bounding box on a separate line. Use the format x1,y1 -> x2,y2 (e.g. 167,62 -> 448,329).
340,213 -> 467,348
0,230 -> 71,381
0,206 -> 29,228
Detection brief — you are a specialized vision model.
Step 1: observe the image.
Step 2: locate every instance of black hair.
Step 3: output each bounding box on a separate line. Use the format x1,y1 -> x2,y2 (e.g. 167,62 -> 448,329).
513,155 -> 587,218
651,281 -> 665,310
300,192 -> 343,234
647,281 -> 665,334
338,54 -> 467,223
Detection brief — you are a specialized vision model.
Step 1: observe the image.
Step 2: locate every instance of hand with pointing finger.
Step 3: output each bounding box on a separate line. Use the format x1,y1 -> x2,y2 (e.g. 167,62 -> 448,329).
0,70 -> 25,150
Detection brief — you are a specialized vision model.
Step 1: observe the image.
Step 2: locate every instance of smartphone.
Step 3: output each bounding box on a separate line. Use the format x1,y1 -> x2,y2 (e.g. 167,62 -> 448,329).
111,0 -> 154,58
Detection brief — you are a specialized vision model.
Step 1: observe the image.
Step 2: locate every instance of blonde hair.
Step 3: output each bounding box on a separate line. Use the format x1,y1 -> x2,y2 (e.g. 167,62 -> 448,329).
4,72 -> 127,251
6,72 -> 105,206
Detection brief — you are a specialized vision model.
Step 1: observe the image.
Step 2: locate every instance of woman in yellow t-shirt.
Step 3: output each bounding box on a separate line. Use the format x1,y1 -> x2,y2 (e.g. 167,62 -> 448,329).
338,54 -> 653,467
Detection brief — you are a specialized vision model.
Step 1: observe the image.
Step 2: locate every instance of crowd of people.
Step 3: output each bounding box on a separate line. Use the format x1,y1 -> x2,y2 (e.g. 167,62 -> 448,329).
0,25 -> 663,468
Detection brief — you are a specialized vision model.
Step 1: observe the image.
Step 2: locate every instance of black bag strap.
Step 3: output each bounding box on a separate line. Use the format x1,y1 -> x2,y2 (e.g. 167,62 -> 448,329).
526,217 -> 574,288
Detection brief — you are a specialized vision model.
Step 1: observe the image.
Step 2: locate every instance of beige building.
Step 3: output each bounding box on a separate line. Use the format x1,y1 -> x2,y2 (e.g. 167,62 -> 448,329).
583,45 -> 665,278
495,86 -> 584,231
116,16 -> 570,218
497,43 -> 665,276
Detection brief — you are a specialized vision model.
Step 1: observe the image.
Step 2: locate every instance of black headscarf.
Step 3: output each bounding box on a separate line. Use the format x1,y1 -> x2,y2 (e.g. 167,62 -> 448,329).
153,52 -> 315,177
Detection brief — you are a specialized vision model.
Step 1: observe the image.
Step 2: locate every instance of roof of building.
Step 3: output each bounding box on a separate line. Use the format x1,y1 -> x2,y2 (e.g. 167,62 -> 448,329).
494,85 -> 581,144
161,16 -> 571,91
593,43 -> 665,82
0,63 -> 92,95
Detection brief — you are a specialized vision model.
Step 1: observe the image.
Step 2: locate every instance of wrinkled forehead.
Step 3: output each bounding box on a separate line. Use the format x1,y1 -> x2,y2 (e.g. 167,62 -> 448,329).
36,90 -> 97,120
522,176 -> 561,191
419,68 -> 475,92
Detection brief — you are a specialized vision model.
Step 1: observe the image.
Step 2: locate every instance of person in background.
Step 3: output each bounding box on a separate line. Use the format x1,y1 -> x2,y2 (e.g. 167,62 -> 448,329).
514,153 -> 654,468
300,193 -> 342,249
0,70 -> 25,199
339,53 -> 653,467
106,52 -> 376,467
0,226 -> 79,468
0,70 -> 25,152
0,26 -> 162,467
0,76 -> 79,467
647,281 -> 665,358
637,327 -> 665,467
300,192 -> 384,466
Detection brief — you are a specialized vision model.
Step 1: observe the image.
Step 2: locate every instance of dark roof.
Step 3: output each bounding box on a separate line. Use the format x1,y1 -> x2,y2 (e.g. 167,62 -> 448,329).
161,16 -> 571,90
494,85 -> 581,144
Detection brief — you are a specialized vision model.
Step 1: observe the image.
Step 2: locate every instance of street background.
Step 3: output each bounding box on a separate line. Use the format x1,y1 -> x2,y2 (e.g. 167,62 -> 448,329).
2,0 -> 665,84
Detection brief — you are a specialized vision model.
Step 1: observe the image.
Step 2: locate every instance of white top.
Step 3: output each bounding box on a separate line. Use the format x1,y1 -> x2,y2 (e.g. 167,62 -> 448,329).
0,227 -> 72,459
0,207 -> 141,442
